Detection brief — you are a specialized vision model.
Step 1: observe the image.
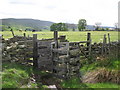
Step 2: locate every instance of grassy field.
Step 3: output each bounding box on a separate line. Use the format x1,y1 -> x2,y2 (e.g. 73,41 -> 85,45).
2,62 -> 120,88
0,31 -> 118,43
1,30 -> 120,88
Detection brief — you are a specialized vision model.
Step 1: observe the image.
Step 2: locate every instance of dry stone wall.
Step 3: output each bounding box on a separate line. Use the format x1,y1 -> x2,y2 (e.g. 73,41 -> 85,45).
1,35 -> 120,79
2,36 -> 33,64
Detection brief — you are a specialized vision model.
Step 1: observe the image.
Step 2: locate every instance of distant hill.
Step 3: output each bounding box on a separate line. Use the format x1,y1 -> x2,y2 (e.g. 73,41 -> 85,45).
1,18 -> 54,30
0,18 -> 114,31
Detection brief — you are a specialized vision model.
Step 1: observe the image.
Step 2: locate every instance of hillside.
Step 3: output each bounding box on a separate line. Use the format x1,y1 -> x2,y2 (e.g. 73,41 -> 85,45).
0,18 -> 114,31
1,18 -> 54,30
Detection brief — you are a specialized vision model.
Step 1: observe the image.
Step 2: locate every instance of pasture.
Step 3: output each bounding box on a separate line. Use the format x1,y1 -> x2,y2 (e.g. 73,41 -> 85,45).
1,31 -> 118,43
1,30 -> 120,88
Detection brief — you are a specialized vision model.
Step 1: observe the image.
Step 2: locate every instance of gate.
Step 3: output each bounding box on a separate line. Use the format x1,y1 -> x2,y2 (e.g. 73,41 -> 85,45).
33,31 -> 91,79
51,42 -> 81,79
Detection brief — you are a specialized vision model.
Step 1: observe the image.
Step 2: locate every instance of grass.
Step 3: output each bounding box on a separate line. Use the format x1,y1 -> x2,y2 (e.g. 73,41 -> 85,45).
2,68 -> 29,88
80,56 -> 120,75
1,30 -> 119,88
61,77 -> 120,88
2,62 -> 48,88
86,83 -> 120,88
0,31 -> 118,42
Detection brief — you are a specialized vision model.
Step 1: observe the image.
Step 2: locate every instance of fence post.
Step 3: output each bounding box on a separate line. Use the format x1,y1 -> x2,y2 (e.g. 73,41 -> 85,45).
108,33 -> 111,54
10,29 -> 15,37
108,33 -> 110,44
102,34 -> 107,55
54,31 -> 58,48
23,33 -> 26,37
87,33 -> 91,56
33,34 -> 38,69
24,33 -> 27,63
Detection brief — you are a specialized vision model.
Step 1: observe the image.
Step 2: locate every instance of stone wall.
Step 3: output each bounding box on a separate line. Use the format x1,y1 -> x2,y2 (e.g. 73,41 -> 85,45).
2,36 -> 33,64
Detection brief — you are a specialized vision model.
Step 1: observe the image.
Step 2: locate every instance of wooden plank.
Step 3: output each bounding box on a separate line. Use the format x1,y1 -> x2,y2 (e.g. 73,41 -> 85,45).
59,35 -> 66,42
18,40 -> 33,43
33,34 -> 38,69
69,41 -> 88,45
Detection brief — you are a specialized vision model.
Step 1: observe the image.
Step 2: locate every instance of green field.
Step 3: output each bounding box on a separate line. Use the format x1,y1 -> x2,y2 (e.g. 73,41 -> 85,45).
2,31 -> 120,88
1,31 -> 118,43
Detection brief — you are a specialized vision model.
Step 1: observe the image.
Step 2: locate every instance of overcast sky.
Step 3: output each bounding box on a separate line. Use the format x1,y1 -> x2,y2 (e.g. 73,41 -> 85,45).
0,0 -> 119,27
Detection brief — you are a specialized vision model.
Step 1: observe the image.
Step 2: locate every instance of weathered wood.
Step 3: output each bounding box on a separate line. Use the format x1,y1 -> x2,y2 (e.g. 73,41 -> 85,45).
108,33 -> 110,44
24,33 -> 27,61
59,35 -> 66,42
102,34 -> 107,55
87,33 -> 91,56
28,35 -> 29,38
23,33 -> 26,37
33,34 -> 38,69
54,31 -> 58,48
10,29 -> 15,37
108,33 -> 111,54
69,41 -> 89,45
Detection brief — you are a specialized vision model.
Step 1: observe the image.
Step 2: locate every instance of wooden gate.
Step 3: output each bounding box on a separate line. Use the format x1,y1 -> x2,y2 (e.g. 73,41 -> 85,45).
51,42 -> 81,79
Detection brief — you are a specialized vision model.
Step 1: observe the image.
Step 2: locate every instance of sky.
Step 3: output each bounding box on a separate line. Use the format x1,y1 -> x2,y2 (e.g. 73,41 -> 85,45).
0,0 -> 119,27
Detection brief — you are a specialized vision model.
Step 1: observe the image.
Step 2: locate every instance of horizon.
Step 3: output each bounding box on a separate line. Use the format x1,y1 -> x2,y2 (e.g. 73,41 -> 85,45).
1,18 -> 115,27
0,0 -> 119,27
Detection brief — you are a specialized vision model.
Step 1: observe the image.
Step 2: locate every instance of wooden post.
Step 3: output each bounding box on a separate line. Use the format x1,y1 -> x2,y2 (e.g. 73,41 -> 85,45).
104,34 -> 107,55
108,33 -> 110,44
54,31 -> 58,48
24,33 -> 27,63
0,35 -> 2,43
10,29 -> 15,37
102,34 -> 107,55
23,33 -> 26,37
87,33 -> 91,56
33,34 -> 38,69
108,33 -> 111,54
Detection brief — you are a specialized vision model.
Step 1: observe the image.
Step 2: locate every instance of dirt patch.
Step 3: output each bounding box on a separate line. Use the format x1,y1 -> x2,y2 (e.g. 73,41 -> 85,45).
40,74 -> 63,88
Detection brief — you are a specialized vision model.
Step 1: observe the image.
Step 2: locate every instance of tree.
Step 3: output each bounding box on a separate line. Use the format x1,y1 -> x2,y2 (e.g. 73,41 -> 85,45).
114,23 -> 118,31
78,19 -> 87,31
95,22 -> 101,31
105,28 -> 109,31
72,27 -> 75,31
50,23 -> 68,31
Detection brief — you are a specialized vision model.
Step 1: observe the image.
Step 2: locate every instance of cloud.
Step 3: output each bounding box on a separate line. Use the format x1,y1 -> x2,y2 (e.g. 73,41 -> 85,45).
9,1 -> 36,5
45,5 -> 57,10
0,0 -> 119,26
9,0 -> 36,5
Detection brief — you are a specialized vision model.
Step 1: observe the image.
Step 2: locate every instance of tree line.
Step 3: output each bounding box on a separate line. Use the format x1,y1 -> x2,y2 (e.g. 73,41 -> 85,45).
50,19 -> 116,31
50,19 -> 87,31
